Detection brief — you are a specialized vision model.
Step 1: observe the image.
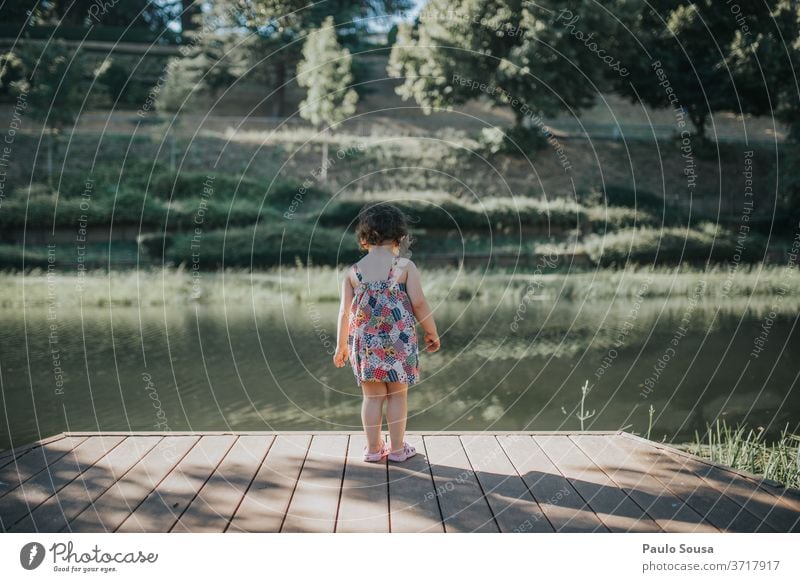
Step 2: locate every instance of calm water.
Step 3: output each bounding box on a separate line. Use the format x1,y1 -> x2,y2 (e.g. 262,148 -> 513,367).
1,297 -> 798,450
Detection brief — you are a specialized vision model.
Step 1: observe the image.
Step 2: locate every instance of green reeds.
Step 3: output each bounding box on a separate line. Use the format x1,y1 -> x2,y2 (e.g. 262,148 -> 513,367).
685,420 -> 800,489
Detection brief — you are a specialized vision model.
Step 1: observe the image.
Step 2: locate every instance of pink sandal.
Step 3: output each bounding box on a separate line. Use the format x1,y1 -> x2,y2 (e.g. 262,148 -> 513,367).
388,442 -> 417,462
363,440 -> 389,462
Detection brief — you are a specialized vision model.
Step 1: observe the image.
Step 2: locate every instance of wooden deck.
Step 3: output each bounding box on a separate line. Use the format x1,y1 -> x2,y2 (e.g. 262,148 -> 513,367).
1,431 -> 799,533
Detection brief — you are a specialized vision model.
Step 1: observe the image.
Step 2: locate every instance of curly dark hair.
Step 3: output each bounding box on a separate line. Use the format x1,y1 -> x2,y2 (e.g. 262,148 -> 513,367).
355,202 -> 409,249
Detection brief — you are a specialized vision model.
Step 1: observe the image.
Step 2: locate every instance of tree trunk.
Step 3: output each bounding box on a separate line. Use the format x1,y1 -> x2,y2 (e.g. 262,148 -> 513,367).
47,132 -> 54,189
181,0 -> 202,33
513,106 -> 525,129
690,111 -> 707,138
273,63 -> 286,118
320,139 -> 329,183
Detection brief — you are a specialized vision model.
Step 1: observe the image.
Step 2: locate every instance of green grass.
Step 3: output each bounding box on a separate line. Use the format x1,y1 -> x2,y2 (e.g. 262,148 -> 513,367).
315,191 -> 660,233
678,420 -> 800,490
0,134 -> 793,270
161,222 -> 361,269
0,167 -> 325,231
2,262 -> 799,310
581,224 -> 769,266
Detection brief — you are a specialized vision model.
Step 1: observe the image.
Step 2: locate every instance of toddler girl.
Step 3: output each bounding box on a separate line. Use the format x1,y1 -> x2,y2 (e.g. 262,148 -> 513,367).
333,203 -> 440,462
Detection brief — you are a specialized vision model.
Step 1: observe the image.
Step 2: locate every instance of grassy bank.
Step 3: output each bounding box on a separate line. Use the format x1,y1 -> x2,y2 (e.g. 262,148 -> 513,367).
0,129 -> 786,218
2,263 -> 799,310
1,132 -> 794,269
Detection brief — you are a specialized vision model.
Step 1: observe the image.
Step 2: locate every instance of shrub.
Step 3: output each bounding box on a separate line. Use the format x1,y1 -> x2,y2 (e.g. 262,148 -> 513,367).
585,206 -> 661,232
317,194 -> 583,231
479,126 -> 549,157
0,187 -> 282,231
148,171 -> 328,209
582,185 -> 697,227
149,171 -> 262,201
583,225 -> 768,266
601,186 -> 664,210
0,192 -> 170,229
0,244 -> 51,270
162,221 -> 361,268
99,62 -> 153,107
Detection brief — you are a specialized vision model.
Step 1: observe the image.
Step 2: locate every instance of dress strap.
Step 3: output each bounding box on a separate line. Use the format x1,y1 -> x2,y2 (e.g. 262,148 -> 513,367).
387,256 -> 398,282
352,263 -> 363,282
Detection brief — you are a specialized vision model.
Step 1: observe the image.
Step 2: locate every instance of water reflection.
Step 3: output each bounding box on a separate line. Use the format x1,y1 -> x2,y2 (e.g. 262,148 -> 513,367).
1,295 -> 798,450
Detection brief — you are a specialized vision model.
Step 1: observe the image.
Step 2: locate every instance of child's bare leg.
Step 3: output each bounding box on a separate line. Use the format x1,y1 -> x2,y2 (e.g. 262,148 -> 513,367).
386,381 -> 408,452
361,381 -> 387,453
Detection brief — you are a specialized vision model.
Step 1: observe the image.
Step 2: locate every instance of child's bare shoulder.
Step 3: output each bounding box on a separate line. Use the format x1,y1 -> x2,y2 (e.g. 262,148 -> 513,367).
397,257 -> 417,270
344,263 -> 359,286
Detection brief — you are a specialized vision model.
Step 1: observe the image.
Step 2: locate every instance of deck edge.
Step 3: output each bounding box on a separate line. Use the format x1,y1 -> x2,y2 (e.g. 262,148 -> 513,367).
618,431 -> 800,499
58,430 -> 623,437
0,432 -> 67,461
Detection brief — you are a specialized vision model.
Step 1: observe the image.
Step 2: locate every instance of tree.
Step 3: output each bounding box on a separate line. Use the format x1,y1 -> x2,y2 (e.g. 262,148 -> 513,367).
296,16 -> 359,183
609,0 -> 794,138
156,37 -> 248,171
202,0 -> 412,117
162,30 -> 249,108
178,0 -> 203,33
725,0 -> 800,136
64,0 -> 175,32
609,0 -> 800,213
2,0 -> 178,34
731,1 -> 800,215
387,0 -> 614,146
1,41 -> 103,185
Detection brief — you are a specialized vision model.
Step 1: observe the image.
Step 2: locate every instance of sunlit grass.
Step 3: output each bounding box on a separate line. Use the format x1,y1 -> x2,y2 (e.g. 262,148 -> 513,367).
680,420 -> 800,490
1,262 -> 799,309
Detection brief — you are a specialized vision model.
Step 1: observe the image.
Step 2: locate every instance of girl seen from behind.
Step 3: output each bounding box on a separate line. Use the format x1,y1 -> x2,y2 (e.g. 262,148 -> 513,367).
333,203 -> 440,463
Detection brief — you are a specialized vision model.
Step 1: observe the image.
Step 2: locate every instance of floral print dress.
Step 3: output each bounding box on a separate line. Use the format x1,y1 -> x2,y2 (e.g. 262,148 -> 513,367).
348,256 -> 419,386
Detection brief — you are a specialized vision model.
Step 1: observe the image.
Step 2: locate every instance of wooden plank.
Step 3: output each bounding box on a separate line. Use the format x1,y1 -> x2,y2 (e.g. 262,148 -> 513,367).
610,434 -> 775,532
116,435 -> 237,533
762,484 -> 800,508
536,435 -> 661,533
570,434 -> 718,533
0,433 -> 68,466
335,433 -> 389,533
387,434 -> 444,533
622,433 -> 800,520
0,436 -> 88,499
65,436 -> 199,532
0,436 -> 125,530
336,434 -> 390,533
282,435 -> 348,533
423,435 -> 498,532
227,434 -> 311,532
172,435 -> 275,533
623,437 -> 800,532
5,430 -> 789,535
498,435 -> 607,532
622,432 -> 800,499
9,436 -> 163,533
461,434 -> 552,532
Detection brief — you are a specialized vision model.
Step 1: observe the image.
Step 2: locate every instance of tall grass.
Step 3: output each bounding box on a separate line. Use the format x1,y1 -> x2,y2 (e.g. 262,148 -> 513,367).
682,420 -> 800,489
2,263 -> 799,309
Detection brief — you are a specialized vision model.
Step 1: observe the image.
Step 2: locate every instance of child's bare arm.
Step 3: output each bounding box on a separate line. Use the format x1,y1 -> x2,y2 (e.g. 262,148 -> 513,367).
404,261 -> 440,352
334,268 -> 354,367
